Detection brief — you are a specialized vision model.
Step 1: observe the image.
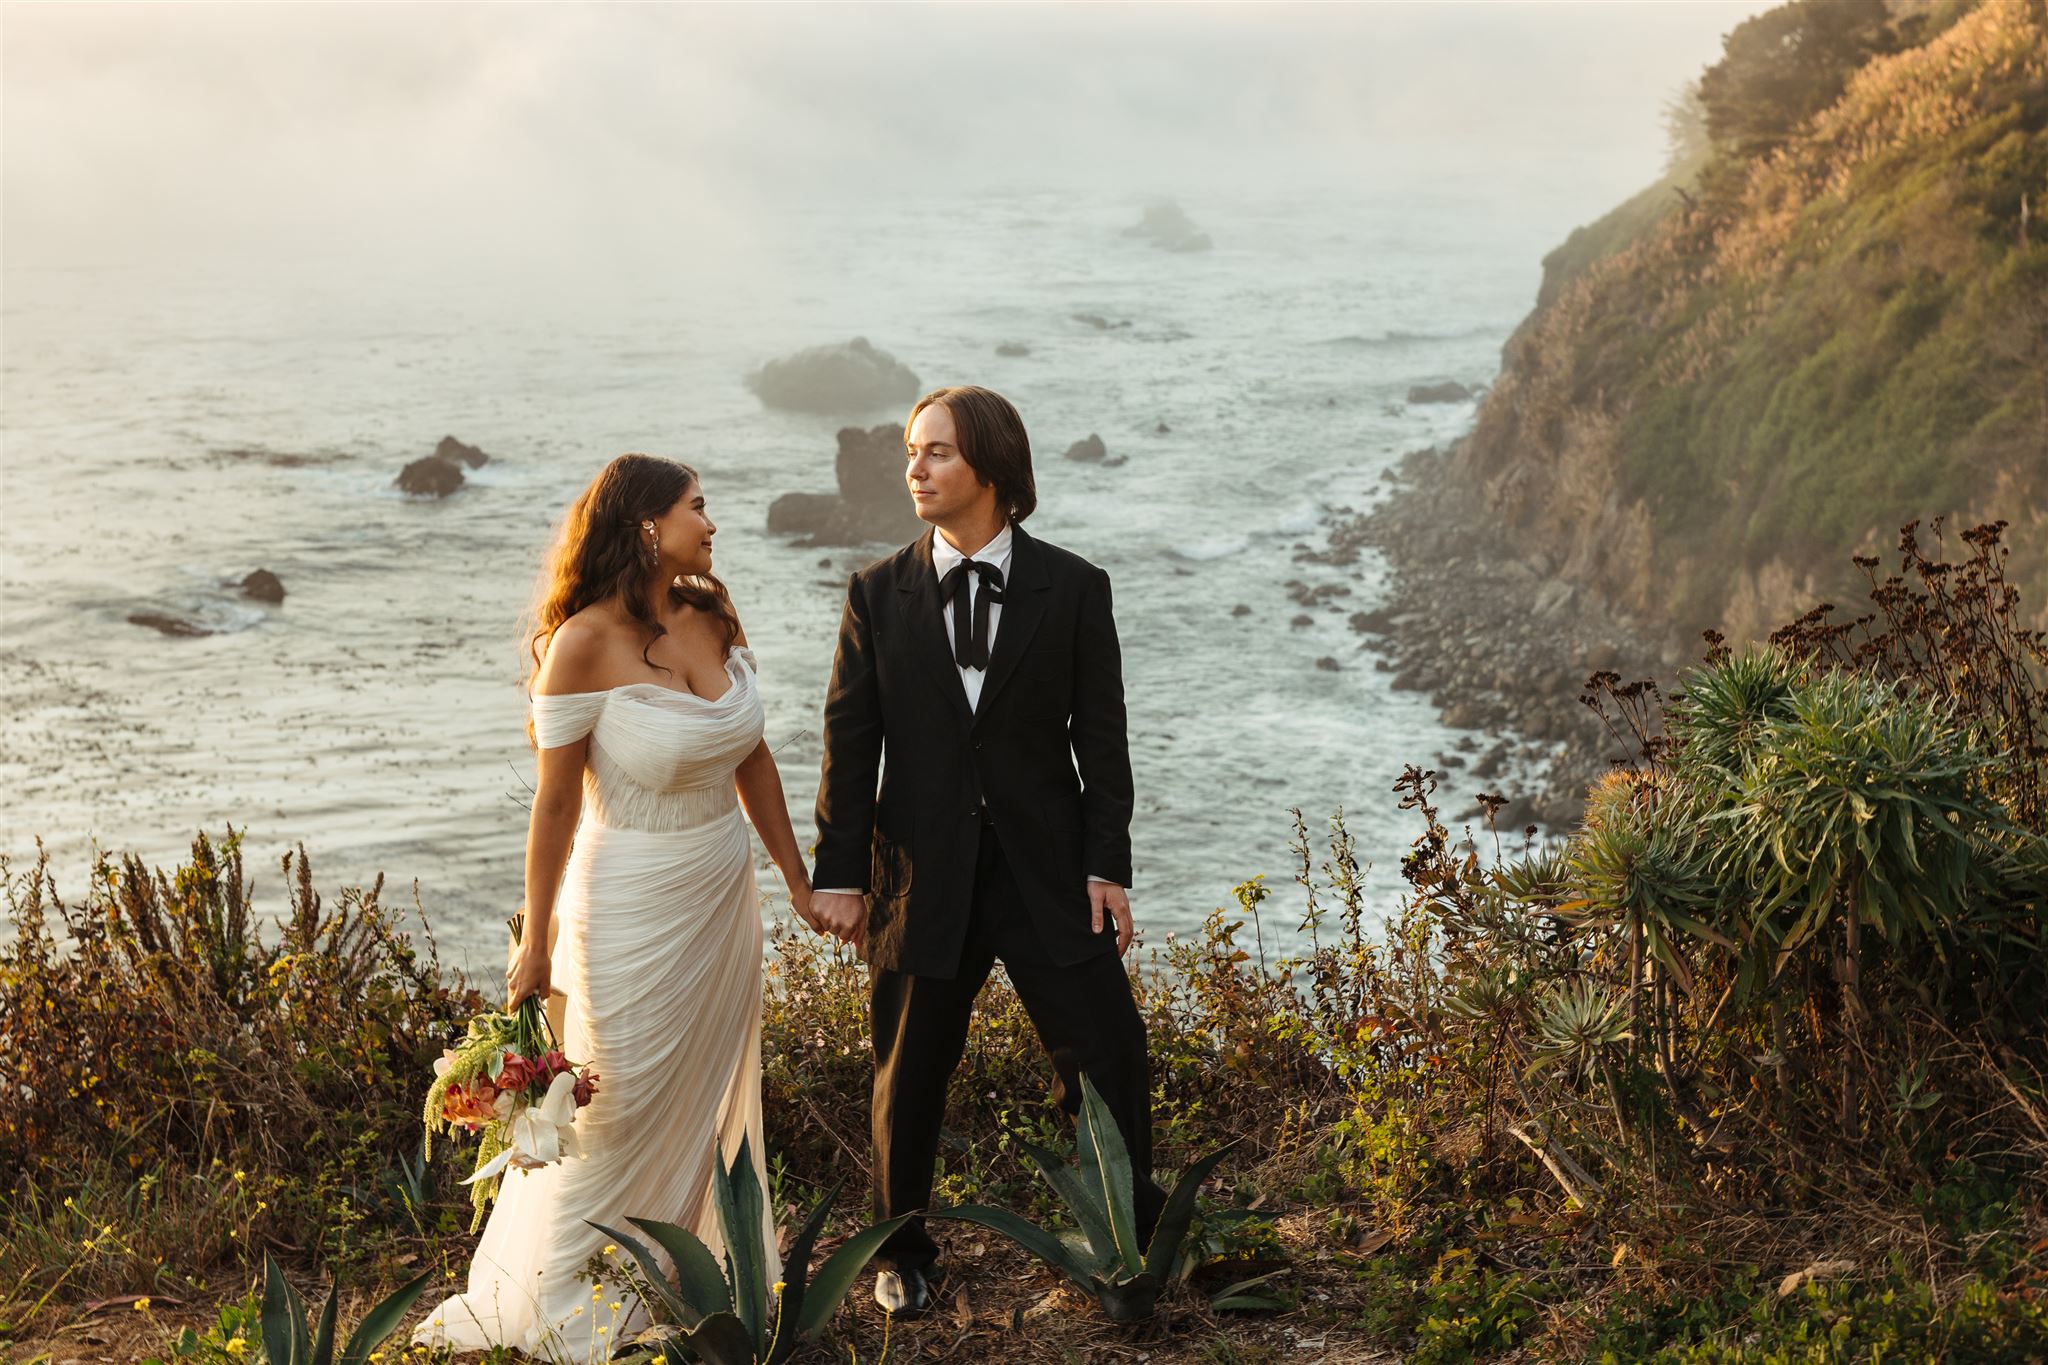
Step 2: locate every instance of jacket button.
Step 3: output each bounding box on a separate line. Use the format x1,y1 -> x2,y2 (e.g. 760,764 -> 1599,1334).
972,740 -> 982,750
967,805 -> 979,816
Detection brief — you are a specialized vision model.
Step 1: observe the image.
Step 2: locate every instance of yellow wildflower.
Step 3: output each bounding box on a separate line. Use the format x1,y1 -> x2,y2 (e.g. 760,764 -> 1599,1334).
133,1297 -> 152,1311
224,1338 -> 247,1357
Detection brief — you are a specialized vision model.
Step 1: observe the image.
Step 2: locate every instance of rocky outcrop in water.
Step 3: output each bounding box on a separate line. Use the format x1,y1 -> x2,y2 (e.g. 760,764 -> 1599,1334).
1123,200 -> 1212,253
995,342 -> 1031,358
239,570 -> 285,603
745,338 -> 921,416
768,424 -> 923,547
436,436 -> 489,468
395,455 -> 464,497
1406,381 -> 1474,405
128,611 -> 212,638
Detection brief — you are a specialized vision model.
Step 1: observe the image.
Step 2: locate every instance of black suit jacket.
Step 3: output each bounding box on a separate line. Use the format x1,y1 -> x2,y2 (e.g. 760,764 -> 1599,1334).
811,523 -> 1135,978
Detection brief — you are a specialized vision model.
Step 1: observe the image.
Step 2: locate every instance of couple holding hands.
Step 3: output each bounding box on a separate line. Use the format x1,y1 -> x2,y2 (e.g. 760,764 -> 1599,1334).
419,385 -> 1162,1357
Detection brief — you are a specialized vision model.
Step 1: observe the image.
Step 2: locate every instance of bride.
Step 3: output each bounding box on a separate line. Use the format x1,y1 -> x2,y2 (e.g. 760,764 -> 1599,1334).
416,453 -> 819,1360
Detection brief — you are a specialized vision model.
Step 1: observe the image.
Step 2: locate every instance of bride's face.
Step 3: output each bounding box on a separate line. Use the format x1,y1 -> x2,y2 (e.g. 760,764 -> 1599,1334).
650,481 -> 716,578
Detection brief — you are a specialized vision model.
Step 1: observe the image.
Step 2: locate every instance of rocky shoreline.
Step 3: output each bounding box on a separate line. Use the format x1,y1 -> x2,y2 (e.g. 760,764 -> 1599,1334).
1308,445 -> 1681,833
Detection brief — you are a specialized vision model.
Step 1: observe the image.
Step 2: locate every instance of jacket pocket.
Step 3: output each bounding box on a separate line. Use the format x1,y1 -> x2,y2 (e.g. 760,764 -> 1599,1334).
869,827 -> 913,900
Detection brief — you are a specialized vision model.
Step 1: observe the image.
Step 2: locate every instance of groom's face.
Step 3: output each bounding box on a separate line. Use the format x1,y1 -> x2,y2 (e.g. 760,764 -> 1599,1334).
905,401 -> 996,528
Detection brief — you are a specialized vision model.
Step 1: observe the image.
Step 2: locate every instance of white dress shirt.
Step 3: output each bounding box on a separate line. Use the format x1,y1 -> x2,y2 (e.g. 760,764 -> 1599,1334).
816,522 -> 1116,894
931,522 -> 1012,714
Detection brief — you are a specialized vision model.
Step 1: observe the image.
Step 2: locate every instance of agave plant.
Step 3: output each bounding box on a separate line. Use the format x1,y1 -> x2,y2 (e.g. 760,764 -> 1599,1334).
1668,648 -> 1802,779
931,1074 -> 1242,1323
590,1134 -> 909,1365
1525,978 -> 1632,1086
258,1252 -> 430,1365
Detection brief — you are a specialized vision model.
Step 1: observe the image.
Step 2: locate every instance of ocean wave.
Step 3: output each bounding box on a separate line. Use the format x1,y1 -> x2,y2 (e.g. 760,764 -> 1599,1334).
1326,325 -> 1503,348
1170,536 -> 1248,561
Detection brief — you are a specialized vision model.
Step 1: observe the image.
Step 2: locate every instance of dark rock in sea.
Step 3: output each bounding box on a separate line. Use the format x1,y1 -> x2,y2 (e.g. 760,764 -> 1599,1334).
767,424 -> 924,547
1071,313 -> 1131,332
1231,604 -> 1251,617
1316,656 -> 1341,672
395,454 -> 464,497
1064,434 -> 1109,463
995,342 -> 1031,358
1291,614 -> 1314,629
1436,752 -> 1466,770
240,569 -> 285,603
745,338 -> 920,415
1122,200 -> 1213,253
214,447 -> 342,468
1407,381 -> 1474,405
1155,421 -> 1171,434
436,435 -> 489,468
1349,606 -> 1396,635
128,611 -> 212,638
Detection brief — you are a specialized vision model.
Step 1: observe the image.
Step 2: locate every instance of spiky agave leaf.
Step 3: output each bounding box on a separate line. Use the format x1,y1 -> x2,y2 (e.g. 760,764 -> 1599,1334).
1075,1075 -> 1144,1276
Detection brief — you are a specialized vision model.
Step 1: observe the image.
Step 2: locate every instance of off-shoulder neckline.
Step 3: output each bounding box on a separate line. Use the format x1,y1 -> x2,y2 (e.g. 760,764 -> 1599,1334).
532,643 -> 753,707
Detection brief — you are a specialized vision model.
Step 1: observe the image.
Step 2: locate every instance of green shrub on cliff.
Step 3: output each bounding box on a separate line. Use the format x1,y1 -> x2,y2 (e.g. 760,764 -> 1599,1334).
0,834 -> 484,1315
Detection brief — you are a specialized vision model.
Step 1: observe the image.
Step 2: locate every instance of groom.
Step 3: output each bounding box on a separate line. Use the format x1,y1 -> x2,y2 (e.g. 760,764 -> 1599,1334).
809,385 -> 1166,1316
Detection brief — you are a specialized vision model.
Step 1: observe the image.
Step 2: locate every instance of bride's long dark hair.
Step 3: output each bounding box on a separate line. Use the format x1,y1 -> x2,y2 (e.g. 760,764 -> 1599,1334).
524,454 -> 740,704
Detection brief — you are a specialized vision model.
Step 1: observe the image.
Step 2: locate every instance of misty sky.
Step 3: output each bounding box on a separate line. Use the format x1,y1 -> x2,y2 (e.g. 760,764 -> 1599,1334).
4,2 -> 1775,283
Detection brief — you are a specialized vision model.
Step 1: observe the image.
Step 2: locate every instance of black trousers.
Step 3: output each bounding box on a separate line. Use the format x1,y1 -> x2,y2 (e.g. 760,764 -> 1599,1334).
870,818 -> 1167,1272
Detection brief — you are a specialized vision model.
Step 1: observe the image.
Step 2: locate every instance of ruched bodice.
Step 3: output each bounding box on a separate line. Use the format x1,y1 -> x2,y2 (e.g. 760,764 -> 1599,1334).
530,645 -> 766,832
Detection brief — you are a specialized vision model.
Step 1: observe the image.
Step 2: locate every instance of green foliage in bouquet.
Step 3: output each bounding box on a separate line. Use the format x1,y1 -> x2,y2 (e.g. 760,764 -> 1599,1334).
256,1251 -> 428,1365
421,912 -> 589,1230
590,1133 -> 909,1365
931,1073 -> 1243,1323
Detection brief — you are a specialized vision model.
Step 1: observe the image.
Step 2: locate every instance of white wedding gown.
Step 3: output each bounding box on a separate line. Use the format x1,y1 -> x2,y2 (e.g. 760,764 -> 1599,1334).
416,644 -> 782,1362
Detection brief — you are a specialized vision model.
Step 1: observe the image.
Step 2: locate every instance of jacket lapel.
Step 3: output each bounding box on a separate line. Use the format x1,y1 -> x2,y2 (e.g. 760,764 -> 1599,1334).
897,529 -> 974,728
975,522 -> 1049,723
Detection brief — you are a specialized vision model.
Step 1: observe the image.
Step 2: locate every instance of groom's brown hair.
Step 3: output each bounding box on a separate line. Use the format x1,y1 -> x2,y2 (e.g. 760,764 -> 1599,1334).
907,385 -> 1037,523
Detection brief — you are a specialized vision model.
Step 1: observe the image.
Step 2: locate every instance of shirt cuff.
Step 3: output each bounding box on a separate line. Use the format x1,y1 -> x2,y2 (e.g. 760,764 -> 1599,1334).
1086,875 -> 1121,886
814,888 -> 863,897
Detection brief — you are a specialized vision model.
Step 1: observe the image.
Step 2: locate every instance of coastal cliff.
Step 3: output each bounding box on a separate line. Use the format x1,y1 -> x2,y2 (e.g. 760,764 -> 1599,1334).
1448,0 -> 2047,649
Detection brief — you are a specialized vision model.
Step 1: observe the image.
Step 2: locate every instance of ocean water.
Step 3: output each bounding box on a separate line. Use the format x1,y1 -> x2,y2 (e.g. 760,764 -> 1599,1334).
1,188 -> 1568,973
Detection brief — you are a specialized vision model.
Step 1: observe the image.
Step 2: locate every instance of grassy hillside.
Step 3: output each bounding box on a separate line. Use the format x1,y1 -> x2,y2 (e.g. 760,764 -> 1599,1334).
1457,0 -> 2048,644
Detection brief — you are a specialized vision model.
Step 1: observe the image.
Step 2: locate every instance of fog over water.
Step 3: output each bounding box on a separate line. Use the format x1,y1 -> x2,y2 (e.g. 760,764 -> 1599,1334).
1,2 -> 1771,971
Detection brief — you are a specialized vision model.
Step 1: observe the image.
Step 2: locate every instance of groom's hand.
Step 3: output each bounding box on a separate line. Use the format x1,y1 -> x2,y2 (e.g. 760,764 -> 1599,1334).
1090,880 -> 1135,956
812,891 -> 868,950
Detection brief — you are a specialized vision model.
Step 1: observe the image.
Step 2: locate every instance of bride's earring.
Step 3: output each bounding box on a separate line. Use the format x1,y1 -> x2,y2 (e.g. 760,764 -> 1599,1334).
642,520 -> 659,567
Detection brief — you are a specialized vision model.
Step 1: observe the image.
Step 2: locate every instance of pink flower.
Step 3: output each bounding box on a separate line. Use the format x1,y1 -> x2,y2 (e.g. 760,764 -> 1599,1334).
572,1072 -> 599,1107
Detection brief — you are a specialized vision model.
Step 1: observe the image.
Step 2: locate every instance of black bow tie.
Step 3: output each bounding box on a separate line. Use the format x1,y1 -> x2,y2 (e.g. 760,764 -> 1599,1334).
939,559 -> 1006,670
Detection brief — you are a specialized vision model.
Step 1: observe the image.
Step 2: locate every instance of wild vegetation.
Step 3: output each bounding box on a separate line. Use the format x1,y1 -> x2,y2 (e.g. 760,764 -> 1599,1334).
6,522 -> 2046,1362
1457,0 -> 2048,643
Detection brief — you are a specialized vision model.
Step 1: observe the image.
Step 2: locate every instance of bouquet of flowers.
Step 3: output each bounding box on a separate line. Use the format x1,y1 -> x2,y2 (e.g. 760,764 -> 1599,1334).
422,913 -> 598,1229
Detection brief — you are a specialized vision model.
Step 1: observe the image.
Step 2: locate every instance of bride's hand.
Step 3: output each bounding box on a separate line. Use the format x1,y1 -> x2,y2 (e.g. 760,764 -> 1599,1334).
506,942 -> 553,1010
788,881 -> 825,935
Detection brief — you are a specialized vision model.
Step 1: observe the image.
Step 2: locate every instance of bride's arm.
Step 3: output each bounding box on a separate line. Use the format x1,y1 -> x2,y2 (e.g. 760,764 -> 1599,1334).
509,620 -> 604,1009
729,625 -> 821,931
736,737 -> 817,928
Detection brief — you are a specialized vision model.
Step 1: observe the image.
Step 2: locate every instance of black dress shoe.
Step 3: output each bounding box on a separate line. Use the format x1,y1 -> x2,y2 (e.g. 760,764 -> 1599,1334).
873,1267 -> 936,1317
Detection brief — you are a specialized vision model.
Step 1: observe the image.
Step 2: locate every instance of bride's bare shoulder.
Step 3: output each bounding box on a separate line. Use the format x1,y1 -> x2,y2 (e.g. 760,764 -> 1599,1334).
535,609 -> 622,695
